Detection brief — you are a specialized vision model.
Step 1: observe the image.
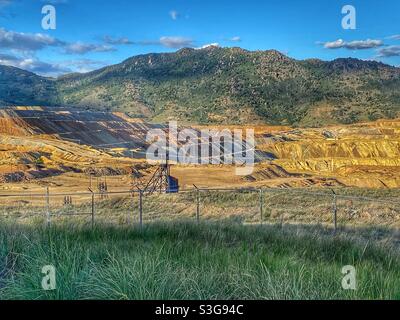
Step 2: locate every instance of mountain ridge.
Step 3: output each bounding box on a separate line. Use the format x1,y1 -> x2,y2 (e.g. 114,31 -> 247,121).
1,47 -> 400,126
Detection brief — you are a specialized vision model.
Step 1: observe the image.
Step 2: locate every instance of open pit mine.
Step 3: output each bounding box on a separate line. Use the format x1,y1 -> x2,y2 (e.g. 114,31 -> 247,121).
0,106 -> 399,192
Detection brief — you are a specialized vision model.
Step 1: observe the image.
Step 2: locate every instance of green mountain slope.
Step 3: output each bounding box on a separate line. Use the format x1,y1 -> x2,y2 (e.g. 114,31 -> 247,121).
0,65 -> 57,106
1,47 -> 400,126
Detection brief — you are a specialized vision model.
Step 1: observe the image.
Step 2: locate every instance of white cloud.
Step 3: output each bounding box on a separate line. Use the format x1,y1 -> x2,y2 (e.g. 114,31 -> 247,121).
103,36 -> 195,49
377,45 -> 400,57
0,53 -> 70,76
322,39 -> 384,50
229,36 -> 241,42
0,28 -> 64,51
0,28 -> 119,56
345,39 -> 384,49
387,35 -> 400,40
103,35 -> 133,45
323,39 -> 346,49
63,42 -> 116,54
169,10 -> 179,20
159,36 -> 193,48
196,43 -> 220,50
0,52 -> 108,76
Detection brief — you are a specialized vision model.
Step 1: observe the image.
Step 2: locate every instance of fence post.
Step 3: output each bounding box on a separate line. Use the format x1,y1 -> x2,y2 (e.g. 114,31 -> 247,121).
259,188 -> 264,225
332,190 -> 337,234
128,191 -> 133,225
197,190 -> 200,223
45,187 -> 50,227
139,190 -> 143,228
194,185 -> 200,223
91,191 -> 95,229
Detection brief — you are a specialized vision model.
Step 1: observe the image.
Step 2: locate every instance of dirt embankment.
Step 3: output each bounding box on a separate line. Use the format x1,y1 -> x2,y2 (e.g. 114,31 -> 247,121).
1,107 -> 400,189
0,109 -> 36,136
0,107 -> 160,151
255,121 -> 400,188
0,169 -> 66,183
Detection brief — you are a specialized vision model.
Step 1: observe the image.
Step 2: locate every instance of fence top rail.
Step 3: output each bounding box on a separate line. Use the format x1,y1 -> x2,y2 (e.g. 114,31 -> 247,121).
0,187 -> 399,206
262,188 -> 400,206
0,190 -> 137,198
0,188 -> 274,197
193,187 -> 400,205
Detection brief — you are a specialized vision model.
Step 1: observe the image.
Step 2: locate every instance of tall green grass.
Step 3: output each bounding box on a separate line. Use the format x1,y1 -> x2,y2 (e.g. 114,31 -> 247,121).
0,221 -> 399,300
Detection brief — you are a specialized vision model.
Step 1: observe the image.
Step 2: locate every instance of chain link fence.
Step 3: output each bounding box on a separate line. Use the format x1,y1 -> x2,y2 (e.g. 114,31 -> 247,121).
0,188 -> 399,230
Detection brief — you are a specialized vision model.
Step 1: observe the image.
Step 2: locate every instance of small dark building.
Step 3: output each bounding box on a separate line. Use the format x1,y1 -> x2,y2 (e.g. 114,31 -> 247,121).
167,176 -> 179,193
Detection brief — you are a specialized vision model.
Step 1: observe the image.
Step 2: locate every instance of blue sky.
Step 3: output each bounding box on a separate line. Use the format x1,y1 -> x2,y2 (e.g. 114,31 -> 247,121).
0,0 -> 399,76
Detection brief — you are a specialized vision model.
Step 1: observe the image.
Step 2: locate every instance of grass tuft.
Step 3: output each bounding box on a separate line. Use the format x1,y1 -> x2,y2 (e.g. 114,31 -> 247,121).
0,221 -> 399,300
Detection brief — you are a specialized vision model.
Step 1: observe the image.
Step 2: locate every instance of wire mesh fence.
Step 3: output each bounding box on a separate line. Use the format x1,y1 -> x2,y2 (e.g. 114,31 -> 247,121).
0,188 -> 399,230
142,191 -> 197,223
262,189 -> 334,226
197,189 -> 261,224
335,196 -> 399,228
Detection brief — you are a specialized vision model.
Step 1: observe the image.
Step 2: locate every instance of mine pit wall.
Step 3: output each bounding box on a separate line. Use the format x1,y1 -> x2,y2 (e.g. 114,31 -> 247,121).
275,138 -> 399,161
263,139 -> 400,159
0,107 -> 162,150
274,158 -> 400,173
255,122 -> 400,188
270,148 -> 400,188
0,109 -> 37,136
1,107 -> 400,188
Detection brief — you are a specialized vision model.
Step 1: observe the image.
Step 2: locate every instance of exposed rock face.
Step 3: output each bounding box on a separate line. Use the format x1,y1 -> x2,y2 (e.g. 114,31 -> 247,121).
0,107 -> 399,188
0,169 -> 66,183
256,120 -> 400,188
0,106 -> 162,153
0,109 -> 37,136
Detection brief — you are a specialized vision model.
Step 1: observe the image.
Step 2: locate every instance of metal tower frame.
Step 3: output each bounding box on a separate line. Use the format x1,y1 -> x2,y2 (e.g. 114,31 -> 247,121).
131,160 -> 173,195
